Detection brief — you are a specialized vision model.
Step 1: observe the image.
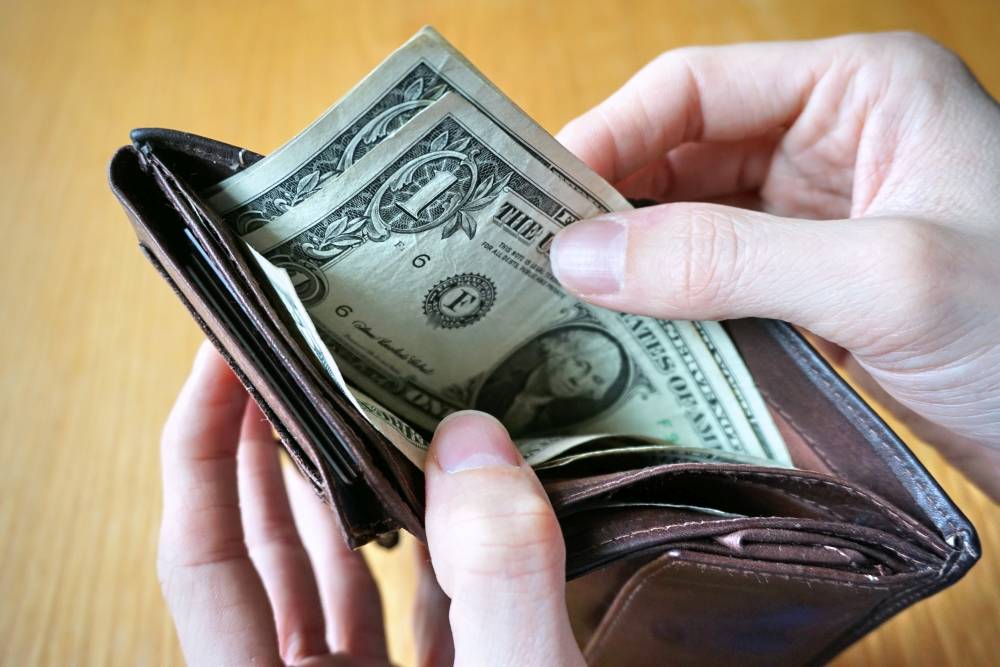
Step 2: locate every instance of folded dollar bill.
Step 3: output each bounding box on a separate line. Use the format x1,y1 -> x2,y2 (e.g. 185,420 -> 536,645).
204,27 -> 791,469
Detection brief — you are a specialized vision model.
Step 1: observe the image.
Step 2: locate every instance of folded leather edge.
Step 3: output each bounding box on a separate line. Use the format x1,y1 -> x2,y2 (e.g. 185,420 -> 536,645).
108,144 -> 421,546
137,140 -> 426,525
744,320 -> 980,662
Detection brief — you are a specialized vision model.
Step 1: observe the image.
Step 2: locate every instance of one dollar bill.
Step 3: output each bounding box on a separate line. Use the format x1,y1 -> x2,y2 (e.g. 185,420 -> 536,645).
208,28 -> 792,468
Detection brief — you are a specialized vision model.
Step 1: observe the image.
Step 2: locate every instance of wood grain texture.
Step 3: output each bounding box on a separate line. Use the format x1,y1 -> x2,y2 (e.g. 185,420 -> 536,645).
0,1 -> 997,664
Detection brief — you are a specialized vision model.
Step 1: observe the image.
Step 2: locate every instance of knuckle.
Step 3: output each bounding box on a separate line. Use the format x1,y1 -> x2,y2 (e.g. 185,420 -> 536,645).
278,624 -> 327,664
448,492 -> 564,581
886,31 -> 966,74
878,218 -> 944,275
888,31 -> 949,57
839,33 -> 967,92
651,45 -> 703,70
670,206 -> 749,314
245,519 -> 303,553
870,218 -> 954,314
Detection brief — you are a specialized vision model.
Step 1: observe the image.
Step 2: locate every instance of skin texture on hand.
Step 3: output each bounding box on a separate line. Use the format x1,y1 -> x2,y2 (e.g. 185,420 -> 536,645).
158,343 -> 391,667
551,32 -> 1000,500
157,32 -> 999,667
158,344 -> 584,666
424,411 -> 585,666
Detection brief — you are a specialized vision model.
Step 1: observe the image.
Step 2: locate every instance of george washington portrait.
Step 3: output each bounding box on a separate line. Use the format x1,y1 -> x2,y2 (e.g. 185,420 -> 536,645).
473,324 -> 630,438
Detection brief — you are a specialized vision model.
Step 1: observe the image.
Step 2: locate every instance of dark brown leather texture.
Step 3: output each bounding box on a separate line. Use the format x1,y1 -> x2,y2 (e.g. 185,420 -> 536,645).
109,128 -> 979,666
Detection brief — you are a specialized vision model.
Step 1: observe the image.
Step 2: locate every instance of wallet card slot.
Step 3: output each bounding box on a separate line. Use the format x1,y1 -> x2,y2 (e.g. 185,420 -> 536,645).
179,226 -> 356,481
111,146 -> 421,545
561,506 -> 937,580
578,545 -> 924,667
546,464 -> 947,558
141,147 -> 360,482
140,143 -> 428,527
138,243 -> 322,490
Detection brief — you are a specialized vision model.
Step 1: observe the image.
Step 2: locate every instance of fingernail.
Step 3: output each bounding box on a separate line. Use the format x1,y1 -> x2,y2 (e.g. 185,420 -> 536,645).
433,410 -> 520,473
550,217 -> 627,295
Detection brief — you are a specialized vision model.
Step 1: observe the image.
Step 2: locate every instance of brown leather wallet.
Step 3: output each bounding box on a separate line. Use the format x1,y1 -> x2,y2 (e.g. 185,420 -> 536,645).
109,127 -> 979,666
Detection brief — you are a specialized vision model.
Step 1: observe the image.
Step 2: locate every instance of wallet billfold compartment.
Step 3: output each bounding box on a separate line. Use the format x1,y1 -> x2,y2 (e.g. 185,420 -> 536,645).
110,128 -> 979,666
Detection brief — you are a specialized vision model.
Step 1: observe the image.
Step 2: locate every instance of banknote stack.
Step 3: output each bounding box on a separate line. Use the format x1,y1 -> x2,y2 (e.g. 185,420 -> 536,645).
202,27 -> 792,471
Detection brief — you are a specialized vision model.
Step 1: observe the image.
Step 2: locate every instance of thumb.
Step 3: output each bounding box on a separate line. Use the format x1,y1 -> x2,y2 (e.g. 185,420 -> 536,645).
549,203 -> 931,350
424,411 -> 585,667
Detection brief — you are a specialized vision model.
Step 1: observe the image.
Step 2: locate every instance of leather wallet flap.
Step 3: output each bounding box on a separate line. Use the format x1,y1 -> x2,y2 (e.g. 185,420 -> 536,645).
110,140 -> 424,546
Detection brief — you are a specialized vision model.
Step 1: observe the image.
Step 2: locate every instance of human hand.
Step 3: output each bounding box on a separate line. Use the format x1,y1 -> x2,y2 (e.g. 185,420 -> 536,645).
551,32 -> 1000,500
158,342 -> 584,666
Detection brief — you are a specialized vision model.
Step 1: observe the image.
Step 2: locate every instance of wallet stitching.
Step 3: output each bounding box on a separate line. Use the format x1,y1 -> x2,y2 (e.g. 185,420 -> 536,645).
749,531 -> 926,567
704,470 -> 936,543
581,522 -> 735,555
562,470 -> 914,532
845,539 -> 924,567
817,375 -> 953,535
653,557 -> 895,588
760,390 -> 848,478
594,467 -> 935,545
566,466 -> 943,563
586,556 -> 895,663
556,468 -> 662,505
576,521 -> 927,569
763,345 -> 951,550
865,546 -> 961,625
776,325 -> 956,538
737,479 -> 848,522
766,532 -> 924,568
730,483 -> 937,566
560,466 -> 938,551
824,560 -> 947,659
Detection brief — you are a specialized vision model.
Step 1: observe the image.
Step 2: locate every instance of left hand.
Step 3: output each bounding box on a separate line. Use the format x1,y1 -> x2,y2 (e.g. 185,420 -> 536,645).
158,342 -> 399,666
158,342 -> 584,666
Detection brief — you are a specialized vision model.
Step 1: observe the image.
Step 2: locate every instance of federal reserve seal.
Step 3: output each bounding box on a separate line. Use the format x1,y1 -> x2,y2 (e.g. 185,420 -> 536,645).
422,273 -> 496,329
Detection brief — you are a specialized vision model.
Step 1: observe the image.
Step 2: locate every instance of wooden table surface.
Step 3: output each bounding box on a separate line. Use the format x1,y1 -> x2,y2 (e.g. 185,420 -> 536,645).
2,1 -> 998,664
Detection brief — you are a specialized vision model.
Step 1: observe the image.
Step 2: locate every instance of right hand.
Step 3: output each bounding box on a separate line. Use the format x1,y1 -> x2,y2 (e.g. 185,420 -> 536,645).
552,32 -> 1000,500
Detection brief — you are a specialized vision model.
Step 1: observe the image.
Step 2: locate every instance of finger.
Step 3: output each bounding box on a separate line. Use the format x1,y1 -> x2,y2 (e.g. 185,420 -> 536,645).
238,401 -> 327,662
285,463 -> 389,660
557,40 -> 829,184
412,544 -> 454,667
425,412 -> 585,667
158,341 -> 280,666
612,132 -> 781,202
549,204 -> 934,351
